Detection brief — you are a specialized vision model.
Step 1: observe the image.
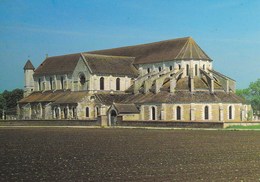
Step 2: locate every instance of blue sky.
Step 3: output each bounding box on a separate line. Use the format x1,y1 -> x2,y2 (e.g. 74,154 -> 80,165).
0,0 -> 259,92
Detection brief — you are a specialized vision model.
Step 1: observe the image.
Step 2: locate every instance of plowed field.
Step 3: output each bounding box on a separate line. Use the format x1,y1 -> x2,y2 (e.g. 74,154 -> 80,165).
1,128 -> 260,181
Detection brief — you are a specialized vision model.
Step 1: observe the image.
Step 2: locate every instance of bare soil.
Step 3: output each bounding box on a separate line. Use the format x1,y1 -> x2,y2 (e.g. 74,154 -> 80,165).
0,127 -> 260,181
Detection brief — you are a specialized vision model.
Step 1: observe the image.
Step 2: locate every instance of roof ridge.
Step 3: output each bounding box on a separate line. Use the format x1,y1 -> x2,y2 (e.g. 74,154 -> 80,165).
175,37 -> 212,61
82,53 -> 135,59
45,52 -> 81,59
89,37 -> 191,53
175,37 -> 191,59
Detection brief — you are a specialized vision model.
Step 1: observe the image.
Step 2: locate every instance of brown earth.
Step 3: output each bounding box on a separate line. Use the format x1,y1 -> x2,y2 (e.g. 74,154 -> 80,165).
0,127 -> 260,181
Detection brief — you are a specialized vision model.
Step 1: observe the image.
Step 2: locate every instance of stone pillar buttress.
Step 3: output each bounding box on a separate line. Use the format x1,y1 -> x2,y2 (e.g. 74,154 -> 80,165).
219,104 -> 223,121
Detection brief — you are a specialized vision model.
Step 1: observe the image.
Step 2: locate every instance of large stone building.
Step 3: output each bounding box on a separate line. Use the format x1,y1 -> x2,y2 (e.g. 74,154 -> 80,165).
18,37 -> 251,125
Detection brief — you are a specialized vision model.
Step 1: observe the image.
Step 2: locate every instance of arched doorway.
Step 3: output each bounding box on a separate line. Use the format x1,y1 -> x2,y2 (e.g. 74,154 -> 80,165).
110,110 -> 117,126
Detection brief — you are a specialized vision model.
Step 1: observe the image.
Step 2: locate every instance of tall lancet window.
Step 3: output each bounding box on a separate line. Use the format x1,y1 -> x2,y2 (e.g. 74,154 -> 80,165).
116,78 -> 120,91
186,64 -> 189,76
195,64 -> 198,76
50,77 -> 53,90
61,76 -> 64,90
204,106 -> 209,120
38,78 -> 41,91
151,106 -> 156,120
176,106 -> 181,120
229,106 -> 233,119
100,77 -> 104,90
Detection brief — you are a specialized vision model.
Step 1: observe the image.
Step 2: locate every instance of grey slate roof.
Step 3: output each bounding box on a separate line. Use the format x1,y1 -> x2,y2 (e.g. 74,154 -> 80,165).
113,103 -> 140,114
34,53 -> 81,76
24,60 -> 35,70
18,90 -> 88,104
88,37 -> 212,65
82,53 -> 138,77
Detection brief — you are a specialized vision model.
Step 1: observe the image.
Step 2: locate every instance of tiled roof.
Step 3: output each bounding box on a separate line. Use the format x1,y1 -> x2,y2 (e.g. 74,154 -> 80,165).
91,90 -> 246,105
18,90 -> 71,103
121,91 -> 245,104
34,53 -> 81,76
95,93 -> 129,105
24,60 -> 35,70
83,53 -> 138,77
18,90 -> 88,104
113,103 -> 139,114
88,37 -> 212,64
53,91 -> 90,104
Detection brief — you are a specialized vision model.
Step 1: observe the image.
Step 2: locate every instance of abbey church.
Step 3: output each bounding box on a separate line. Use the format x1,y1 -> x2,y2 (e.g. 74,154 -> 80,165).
18,37 -> 251,125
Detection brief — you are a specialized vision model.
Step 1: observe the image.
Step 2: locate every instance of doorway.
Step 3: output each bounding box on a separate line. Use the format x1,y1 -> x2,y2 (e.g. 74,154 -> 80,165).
110,110 -> 117,126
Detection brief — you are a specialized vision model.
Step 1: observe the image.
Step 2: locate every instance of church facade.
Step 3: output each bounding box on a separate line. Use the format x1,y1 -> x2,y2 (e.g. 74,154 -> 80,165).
18,37 -> 252,125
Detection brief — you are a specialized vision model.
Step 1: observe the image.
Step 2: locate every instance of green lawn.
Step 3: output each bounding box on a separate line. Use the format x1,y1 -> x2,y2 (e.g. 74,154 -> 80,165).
226,125 -> 260,130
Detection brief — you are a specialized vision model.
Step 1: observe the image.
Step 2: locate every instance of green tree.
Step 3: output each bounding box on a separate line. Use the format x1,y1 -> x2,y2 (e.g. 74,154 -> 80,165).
1,89 -> 23,118
0,94 -> 6,118
237,79 -> 260,117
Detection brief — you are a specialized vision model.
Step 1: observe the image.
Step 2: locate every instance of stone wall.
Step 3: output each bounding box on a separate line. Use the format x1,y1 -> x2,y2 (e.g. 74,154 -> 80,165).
140,103 -> 248,122
119,120 -> 224,128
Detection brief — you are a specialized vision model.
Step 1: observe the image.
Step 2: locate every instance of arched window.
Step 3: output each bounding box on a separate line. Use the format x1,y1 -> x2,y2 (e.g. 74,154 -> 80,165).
38,78 -> 41,91
195,64 -> 198,76
100,77 -> 104,90
147,68 -> 150,73
95,106 -> 99,118
61,76 -> 64,90
169,66 -> 173,71
186,64 -> 189,76
158,67 -> 162,72
64,108 -> 67,119
203,64 -> 205,70
50,77 -> 53,90
178,64 -> 181,70
72,107 -> 76,118
151,106 -> 156,120
116,78 -> 120,91
55,108 -> 59,118
229,106 -> 233,119
176,106 -> 181,120
86,107 -> 89,118
204,106 -> 209,120
80,74 -> 86,85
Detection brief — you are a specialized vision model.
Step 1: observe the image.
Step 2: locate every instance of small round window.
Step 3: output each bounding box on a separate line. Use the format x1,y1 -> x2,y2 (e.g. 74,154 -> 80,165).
80,74 -> 86,85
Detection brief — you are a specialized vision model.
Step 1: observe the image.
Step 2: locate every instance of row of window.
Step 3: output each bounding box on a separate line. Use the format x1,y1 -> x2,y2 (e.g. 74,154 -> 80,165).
85,107 -> 99,118
38,76 -> 65,91
38,75 -> 122,91
150,105 -> 234,120
54,107 -> 76,119
99,77 -> 121,91
146,64 -> 207,76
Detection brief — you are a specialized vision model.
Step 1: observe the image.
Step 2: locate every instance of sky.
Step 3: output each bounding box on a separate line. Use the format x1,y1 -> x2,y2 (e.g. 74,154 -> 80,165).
0,0 -> 259,92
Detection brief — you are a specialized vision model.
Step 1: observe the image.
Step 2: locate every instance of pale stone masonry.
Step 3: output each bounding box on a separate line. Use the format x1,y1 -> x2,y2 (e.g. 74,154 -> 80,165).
18,37 -> 252,125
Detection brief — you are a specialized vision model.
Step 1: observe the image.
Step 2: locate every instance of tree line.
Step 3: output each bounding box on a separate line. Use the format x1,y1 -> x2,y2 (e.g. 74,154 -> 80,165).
237,79 -> 260,117
0,89 -> 23,119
